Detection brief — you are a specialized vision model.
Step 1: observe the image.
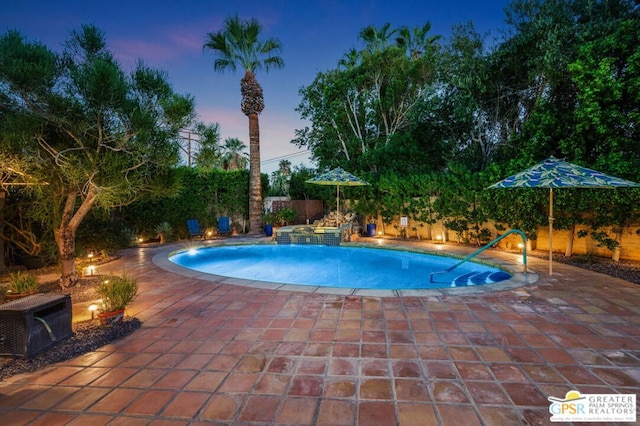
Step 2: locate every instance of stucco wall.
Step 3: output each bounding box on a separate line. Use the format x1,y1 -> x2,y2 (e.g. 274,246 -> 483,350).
377,216 -> 640,262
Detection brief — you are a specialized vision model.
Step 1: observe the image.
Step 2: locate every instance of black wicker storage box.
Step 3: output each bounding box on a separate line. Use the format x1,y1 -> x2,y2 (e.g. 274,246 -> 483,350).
0,294 -> 72,359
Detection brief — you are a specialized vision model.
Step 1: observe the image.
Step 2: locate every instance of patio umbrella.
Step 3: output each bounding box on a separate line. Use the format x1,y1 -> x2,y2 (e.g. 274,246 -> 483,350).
488,156 -> 640,275
306,167 -> 369,226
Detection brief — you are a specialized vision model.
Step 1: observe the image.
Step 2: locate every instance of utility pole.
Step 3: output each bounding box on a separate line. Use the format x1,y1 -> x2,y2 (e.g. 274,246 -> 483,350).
179,129 -> 199,167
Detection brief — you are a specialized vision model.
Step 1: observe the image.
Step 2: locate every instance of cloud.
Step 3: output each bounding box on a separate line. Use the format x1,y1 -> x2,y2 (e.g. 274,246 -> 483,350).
110,39 -> 178,69
109,21 -> 210,69
168,32 -> 204,53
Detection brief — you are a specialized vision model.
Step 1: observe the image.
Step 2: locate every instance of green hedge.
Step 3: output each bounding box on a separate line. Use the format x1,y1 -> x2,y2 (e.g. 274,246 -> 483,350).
79,167 -> 255,246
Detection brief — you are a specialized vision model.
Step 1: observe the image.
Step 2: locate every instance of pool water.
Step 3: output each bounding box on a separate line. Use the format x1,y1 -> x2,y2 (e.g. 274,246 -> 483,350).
169,245 -> 511,290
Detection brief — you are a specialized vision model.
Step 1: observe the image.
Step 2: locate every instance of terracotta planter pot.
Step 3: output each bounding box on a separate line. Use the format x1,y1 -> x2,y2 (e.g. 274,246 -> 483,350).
4,291 -> 36,301
98,309 -> 125,326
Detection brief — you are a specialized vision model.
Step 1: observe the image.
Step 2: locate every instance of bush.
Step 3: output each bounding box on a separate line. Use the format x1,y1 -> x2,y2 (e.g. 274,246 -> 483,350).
7,271 -> 39,295
275,208 -> 297,226
155,222 -> 173,243
97,274 -> 138,312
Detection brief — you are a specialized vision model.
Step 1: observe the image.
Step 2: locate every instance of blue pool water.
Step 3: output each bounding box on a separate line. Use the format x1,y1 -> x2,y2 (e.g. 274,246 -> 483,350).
169,245 -> 511,290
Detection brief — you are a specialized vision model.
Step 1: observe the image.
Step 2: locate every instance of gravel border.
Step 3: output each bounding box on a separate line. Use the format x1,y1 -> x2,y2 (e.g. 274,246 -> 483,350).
528,250 -> 640,284
0,318 -> 141,382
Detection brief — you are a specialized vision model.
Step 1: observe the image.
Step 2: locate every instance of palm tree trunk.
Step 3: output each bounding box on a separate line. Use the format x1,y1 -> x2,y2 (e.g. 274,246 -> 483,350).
248,112 -> 263,234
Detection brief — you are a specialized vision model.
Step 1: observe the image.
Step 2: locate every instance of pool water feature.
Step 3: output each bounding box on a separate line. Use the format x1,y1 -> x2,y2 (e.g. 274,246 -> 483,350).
274,225 -> 349,246
169,245 -> 511,290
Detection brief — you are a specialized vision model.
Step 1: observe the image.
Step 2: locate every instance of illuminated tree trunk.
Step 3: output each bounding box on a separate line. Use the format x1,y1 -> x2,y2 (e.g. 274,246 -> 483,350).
565,224 -> 575,257
247,112 -> 262,234
241,70 -> 265,234
612,229 -> 622,262
0,191 -> 5,272
56,190 -> 97,289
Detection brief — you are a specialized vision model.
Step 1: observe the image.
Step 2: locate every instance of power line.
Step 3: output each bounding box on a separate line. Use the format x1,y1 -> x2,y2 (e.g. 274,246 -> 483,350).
261,151 -> 311,164
178,127 -> 311,167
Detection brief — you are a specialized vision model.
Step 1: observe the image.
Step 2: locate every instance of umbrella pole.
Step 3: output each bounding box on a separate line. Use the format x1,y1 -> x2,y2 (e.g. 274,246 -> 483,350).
549,188 -> 553,276
336,185 -> 340,227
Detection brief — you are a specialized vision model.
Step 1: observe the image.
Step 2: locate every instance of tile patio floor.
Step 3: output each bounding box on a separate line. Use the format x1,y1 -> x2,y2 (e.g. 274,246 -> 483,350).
0,238 -> 638,425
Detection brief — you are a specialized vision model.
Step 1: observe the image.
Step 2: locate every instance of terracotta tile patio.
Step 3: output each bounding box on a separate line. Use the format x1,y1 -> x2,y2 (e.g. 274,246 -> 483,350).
0,239 -> 638,425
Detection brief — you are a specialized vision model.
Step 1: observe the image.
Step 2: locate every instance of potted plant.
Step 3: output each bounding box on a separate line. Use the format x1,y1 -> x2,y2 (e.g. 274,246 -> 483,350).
366,217 -> 377,237
263,213 -> 276,237
353,198 -> 378,237
4,271 -> 40,300
96,273 -> 138,326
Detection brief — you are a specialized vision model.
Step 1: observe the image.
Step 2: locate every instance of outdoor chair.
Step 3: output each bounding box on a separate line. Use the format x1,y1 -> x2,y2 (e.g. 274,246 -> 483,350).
217,216 -> 231,235
186,219 -> 205,239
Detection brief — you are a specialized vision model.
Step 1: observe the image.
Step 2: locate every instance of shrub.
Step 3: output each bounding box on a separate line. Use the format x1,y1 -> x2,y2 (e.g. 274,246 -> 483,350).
7,271 -> 39,295
263,212 -> 277,225
155,222 -> 173,243
97,273 -> 138,312
275,208 -> 297,226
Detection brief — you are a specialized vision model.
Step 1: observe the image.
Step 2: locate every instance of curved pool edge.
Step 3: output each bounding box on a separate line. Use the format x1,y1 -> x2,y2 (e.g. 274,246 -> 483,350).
151,240 -> 539,297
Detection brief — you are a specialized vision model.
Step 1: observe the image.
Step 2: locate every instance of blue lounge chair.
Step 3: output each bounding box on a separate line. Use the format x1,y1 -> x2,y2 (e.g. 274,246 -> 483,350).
217,216 -> 231,235
186,219 -> 205,239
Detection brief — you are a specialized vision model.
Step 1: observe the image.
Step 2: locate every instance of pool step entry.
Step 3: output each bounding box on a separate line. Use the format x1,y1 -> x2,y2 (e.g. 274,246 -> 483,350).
450,270 -> 511,287
430,229 -> 527,283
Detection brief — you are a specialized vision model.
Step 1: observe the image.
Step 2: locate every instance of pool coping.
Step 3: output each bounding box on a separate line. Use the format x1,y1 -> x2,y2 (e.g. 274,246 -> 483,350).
152,239 -> 539,297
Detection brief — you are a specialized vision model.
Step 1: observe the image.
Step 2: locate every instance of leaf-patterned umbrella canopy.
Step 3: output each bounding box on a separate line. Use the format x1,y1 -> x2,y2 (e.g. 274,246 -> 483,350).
487,156 -> 640,189
306,167 -> 370,187
307,168 -> 369,226
488,156 -> 640,275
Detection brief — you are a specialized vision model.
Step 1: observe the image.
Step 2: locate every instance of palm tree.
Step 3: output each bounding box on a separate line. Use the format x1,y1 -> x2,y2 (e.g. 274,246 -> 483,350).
359,23 -> 397,54
203,15 -> 284,233
221,137 -> 248,170
396,23 -> 441,59
270,159 -> 292,196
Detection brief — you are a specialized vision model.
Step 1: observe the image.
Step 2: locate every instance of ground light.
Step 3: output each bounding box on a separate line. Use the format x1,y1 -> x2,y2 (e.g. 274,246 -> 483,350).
88,304 -> 98,320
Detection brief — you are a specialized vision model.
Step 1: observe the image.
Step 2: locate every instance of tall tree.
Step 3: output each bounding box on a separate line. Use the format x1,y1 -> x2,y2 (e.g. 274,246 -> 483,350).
192,122 -> 222,170
270,159 -> 291,196
568,17 -> 640,174
294,23 -> 439,174
203,15 -> 284,233
359,23 -> 397,54
0,25 -> 195,287
438,23 -> 501,170
396,22 -> 441,59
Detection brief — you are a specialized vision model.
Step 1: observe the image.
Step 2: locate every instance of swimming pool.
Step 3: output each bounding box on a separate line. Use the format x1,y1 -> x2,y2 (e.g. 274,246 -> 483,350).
169,244 -> 512,290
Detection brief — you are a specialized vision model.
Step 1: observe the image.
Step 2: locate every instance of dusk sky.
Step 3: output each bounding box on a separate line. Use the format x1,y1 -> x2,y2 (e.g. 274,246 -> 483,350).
2,0 -> 511,174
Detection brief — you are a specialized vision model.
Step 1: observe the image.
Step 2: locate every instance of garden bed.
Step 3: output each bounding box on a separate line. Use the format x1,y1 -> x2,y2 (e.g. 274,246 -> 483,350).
528,250 -> 640,285
0,256 -> 140,382
0,318 -> 141,381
